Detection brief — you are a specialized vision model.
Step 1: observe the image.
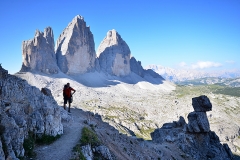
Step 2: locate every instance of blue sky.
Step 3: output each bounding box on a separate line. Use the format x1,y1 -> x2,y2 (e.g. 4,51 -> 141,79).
0,0 -> 239,74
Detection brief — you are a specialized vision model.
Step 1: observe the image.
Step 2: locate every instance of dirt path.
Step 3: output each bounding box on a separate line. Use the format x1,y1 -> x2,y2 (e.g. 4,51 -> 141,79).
35,108 -> 86,160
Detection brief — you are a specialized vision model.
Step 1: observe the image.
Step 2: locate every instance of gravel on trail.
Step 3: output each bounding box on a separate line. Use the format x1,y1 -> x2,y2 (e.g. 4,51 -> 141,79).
35,108 -> 86,160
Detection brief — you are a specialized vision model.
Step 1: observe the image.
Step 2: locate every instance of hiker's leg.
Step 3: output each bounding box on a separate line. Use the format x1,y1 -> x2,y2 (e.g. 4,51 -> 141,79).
68,97 -> 71,112
63,98 -> 67,110
68,102 -> 71,112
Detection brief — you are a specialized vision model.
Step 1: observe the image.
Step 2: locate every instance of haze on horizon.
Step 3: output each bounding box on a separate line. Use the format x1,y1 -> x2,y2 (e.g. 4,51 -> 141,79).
0,0 -> 239,74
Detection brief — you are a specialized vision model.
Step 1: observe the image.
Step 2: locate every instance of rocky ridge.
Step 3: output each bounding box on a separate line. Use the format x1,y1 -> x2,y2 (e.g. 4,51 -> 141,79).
0,65 -> 69,159
151,95 -> 233,160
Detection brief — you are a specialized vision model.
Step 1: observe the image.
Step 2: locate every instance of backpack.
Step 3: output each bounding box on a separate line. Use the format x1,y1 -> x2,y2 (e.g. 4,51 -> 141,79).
70,95 -> 73,103
63,85 -> 67,97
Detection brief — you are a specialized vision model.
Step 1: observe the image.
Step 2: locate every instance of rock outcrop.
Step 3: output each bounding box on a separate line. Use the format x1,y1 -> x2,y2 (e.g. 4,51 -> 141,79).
0,65 -> 63,159
130,57 -> 145,77
97,29 -> 131,76
151,95 -> 233,160
186,95 -> 212,132
56,15 -> 96,74
20,27 -> 59,74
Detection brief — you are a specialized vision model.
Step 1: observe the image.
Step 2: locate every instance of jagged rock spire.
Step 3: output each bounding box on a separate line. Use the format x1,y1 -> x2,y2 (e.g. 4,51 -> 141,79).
56,15 -> 96,74
97,29 -> 131,76
130,57 -> 145,77
20,27 -> 59,74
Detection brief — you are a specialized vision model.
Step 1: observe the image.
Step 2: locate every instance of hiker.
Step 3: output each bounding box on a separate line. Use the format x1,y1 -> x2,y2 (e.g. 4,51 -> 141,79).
63,83 -> 76,113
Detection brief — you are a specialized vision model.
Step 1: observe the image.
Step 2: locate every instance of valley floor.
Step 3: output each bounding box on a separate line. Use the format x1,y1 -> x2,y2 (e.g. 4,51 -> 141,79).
16,71 -> 240,157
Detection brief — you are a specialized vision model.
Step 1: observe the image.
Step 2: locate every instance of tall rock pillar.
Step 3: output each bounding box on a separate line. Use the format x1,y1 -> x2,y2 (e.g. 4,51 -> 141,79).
56,15 -> 96,74
20,27 -> 59,74
97,29 -> 131,77
186,95 -> 212,132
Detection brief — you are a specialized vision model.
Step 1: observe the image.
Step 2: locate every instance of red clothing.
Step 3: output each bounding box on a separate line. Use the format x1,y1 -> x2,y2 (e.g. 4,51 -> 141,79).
63,87 -> 75,98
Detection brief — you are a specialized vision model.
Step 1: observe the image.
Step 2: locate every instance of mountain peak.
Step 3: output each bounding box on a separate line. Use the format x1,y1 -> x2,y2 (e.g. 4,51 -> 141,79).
20,27 -> 59,74
97,30 -> 131,76
55,15 -> 96,74
74,15 -> 84,20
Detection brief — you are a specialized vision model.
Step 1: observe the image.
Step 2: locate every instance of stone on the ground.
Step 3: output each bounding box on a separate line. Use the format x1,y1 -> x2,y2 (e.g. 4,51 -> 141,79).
95,145 -> 114,160
81,144 -> 93,160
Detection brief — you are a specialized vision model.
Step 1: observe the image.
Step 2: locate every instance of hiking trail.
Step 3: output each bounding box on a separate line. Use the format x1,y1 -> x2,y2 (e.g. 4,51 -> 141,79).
35,108 -> 85,160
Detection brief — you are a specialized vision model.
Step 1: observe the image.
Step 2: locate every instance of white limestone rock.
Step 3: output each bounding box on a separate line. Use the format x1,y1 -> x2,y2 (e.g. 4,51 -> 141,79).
20,27 -> 59,74
0,65 -> 63,158
97,29 -> 131,77
95,145 -> 114,160
56,15 -> 96,74
81,144 -> 93,160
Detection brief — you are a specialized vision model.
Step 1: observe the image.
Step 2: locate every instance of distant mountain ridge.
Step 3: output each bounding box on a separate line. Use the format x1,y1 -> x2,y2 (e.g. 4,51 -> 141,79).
146,64 -> 240,82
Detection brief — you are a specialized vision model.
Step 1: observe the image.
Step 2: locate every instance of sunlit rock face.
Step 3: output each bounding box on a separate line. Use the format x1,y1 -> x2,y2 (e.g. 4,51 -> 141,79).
20,27 -> 59,74
56,15 -> 96,74
97,29 -> 131,77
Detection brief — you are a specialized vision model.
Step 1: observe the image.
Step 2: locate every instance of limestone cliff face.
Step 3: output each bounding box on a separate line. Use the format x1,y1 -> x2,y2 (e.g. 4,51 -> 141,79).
97,29 -> 131,76
20,27 -> 59,74
130,57 -> 145,77
0,65 -> 63,159
56,15 -> 96,74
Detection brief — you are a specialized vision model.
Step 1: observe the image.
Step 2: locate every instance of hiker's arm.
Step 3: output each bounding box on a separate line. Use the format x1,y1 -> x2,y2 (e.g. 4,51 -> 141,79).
72,88 -> 76,94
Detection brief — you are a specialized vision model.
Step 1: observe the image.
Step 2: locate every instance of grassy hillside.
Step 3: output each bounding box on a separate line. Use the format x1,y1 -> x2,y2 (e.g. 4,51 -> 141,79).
175,84 -> 240,97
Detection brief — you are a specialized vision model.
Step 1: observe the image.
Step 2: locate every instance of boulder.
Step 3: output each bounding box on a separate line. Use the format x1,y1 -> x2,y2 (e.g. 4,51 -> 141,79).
81,144 -> 93,160
20,27 -> 59,74
97,29 -> 131,76
56,15 -> 96,74
41,87 -> 53,97
95,145 -> 114,160
192,95 -> 212,112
